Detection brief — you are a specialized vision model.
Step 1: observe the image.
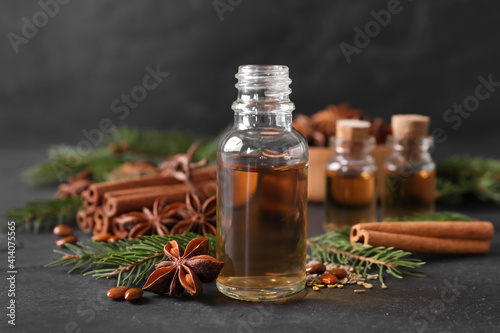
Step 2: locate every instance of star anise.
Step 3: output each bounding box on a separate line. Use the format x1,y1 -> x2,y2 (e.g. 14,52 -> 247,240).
170,192 -> 216,236
142,238 -> 224,298
54,170 -> 93,198
311,103 -> 364,139
113,198 -> 186,239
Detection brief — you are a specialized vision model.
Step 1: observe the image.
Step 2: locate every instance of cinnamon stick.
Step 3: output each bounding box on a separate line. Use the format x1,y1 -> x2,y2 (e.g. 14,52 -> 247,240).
93,207 -> 111,234
111,217 -> 129,239
85,166 -> 216,206
354,230 -> 490,254
103,186 -> 174,200
351,221 -> 495,241
76,209 -> 95,233
103,180 -> 216,216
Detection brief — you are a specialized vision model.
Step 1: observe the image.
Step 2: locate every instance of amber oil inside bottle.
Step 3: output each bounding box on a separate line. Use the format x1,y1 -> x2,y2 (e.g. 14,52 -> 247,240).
325,169 -> 376,229
383,168 -> 435,219
216,158 -> 307,301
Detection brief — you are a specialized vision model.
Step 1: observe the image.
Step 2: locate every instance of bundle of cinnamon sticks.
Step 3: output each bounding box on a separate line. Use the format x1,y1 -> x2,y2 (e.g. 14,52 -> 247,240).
350,221 -> 495,254
77,166 -> 216,238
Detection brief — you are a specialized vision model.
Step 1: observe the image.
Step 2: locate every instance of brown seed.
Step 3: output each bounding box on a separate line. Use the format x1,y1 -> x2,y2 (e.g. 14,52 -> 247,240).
108,236 -> 120,243
107,286 -> 128,299
319,273 -> 339,285
306,263 -> 326,275
124,288 -> 143,302
92,233 -> 114,242
56,235 -> 78,248
325,268 -> 348,279
53,225 -> 74,237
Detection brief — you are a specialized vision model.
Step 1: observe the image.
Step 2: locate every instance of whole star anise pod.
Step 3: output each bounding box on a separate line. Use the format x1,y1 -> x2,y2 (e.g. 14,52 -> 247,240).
54,170 -> 93,198
170,192 -> 216,236
113,198 -> 186,238
143,238 -> 224,298
311,103 -> 364,139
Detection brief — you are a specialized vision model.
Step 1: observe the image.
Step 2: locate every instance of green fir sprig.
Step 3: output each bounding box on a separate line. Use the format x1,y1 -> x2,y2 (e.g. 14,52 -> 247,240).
307,211 -> 474,283
3,197 -> 83,232
46,232 -> 216,287
22,126 -> 219,187
308,228 -> 425,283
436,156 -> 500,206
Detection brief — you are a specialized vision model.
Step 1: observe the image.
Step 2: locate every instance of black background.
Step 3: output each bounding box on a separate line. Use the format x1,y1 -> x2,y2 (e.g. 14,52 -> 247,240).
1,0 -> 500,149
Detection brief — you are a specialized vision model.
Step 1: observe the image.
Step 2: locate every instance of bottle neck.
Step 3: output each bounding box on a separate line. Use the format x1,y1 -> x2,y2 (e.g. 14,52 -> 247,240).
235,113 -> 292,130
232,65 -> 294,131
333,138 -> 375,160
389,136 -> 433,161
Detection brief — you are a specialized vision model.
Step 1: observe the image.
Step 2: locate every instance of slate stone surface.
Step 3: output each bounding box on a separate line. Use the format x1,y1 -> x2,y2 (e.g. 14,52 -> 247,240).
1,0 -> 500,147
1,141 -> 500,333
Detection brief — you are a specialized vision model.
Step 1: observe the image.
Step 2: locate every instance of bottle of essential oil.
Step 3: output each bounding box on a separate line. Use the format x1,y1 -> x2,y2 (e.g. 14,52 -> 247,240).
324,120 -> 377,230
383,114 -> 435,220
216,65 -> 308,301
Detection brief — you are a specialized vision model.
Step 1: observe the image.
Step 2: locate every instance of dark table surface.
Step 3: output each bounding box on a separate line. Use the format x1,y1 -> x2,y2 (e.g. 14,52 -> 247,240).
1,139 -> 500,333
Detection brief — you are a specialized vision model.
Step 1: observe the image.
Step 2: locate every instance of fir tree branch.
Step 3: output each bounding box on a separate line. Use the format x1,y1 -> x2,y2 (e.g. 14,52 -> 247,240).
436,155 -> 500,206
3,197 -> 82,232
45,232 -> 216,287
384,211 -> 474,222
307,211 -> 473,282
22,126 -> 219,187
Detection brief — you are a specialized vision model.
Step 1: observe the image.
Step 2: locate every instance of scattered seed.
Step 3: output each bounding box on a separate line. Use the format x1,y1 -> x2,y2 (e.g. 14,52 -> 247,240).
363,283 -> 373,289
56,235 -> 78,248
367,274 -> 378,280
312,286 -> 319,291
107,286 -> 128,299
306,263 -> 326,275
337,284 -> 344,289
53,225 -> 74,237
124,288 -> 143,302
357,281 -> 364,285
316,284 -> 325,288
354,289 -> 366,293
327,284 -> 337,288
381,283 -> 388,289
319,273 -> 338,285
92,233 -> 114,242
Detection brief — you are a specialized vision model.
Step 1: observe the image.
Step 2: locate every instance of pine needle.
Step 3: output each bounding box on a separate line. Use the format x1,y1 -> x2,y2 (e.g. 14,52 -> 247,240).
437,155 -> 500,206
307,211 -> 473,282
3,197 -> 82,232
45,232 -> 216,287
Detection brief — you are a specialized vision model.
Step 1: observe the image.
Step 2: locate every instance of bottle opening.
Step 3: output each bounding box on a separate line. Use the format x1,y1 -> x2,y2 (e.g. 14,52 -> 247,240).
235,65 -> 292,96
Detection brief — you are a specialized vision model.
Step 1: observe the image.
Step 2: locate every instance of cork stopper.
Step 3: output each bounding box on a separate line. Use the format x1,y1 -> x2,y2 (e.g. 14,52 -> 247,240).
391,114 -> 430,139
336,119 -> 371,141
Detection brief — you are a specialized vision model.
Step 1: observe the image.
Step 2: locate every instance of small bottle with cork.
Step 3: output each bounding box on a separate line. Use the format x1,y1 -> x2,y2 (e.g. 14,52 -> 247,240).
382,114 -> 436,220
324,119 -> 377,230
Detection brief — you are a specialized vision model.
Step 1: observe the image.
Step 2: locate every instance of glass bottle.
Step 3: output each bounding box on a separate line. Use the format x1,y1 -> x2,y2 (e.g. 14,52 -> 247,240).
216,65 -> 308,301
324,120 -> 377,230
382,114 -> 435,220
